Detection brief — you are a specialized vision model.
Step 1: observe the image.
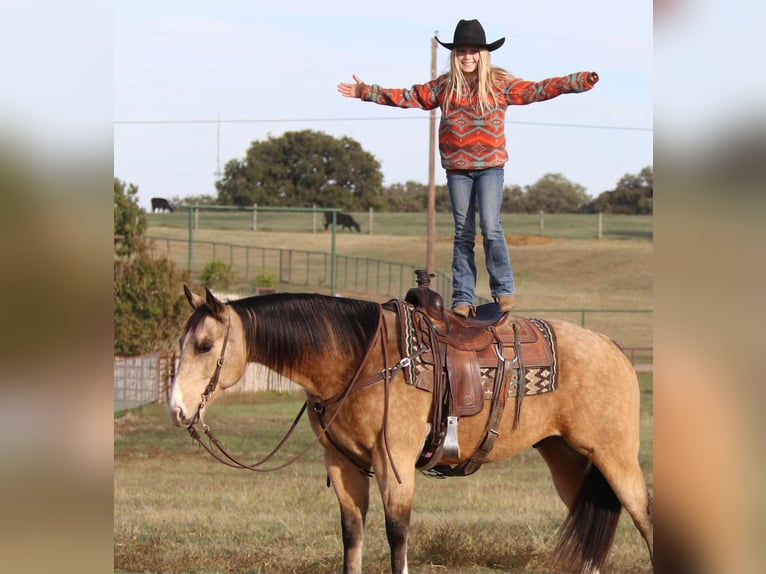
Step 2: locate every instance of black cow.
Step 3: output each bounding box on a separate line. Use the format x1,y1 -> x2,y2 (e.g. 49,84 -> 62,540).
323,211 -> 360,232
151,197 -> 175,213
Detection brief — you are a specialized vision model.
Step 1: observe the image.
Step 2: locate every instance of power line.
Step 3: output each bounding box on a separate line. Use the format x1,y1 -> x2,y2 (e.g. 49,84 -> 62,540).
113,116 -> 652,132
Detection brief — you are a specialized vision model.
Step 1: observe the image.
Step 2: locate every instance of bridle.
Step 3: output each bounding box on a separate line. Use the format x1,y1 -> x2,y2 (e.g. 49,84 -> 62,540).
183,303 -> 425,478
184,304 -> 312,472
185,306 -> 232,432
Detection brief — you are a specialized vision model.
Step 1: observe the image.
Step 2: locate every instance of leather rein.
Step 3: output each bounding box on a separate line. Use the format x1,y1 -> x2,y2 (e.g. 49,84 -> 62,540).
184,305 -> 425,480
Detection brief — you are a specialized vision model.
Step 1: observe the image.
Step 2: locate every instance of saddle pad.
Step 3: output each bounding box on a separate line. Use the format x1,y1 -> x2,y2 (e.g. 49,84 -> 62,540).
481,318 -> 558,398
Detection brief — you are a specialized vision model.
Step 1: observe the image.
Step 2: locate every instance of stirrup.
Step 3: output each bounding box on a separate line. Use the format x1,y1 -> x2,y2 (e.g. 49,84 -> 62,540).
443,415 -> 460,458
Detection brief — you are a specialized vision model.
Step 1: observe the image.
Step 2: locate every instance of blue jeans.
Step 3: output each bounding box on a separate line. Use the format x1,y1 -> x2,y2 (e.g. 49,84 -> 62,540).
447,167 -> 515,308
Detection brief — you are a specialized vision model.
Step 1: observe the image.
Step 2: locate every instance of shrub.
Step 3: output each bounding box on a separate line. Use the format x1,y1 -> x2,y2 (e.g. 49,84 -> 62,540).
254,270 -> 278,287
114,251 -> 189,355
201,259 -> 235,289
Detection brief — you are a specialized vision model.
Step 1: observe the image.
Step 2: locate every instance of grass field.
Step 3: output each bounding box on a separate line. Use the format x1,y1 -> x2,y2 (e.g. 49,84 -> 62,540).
146,212 -> 652,309
147,210 -> 652,242
117,212 -> 653,572
114,374 -> 653,574
146,211 -> 652,349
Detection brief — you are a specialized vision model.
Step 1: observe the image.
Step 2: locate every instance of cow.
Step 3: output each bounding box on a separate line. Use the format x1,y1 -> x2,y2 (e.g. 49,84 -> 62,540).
151,197 -> 175,213
323,211 -> 361,232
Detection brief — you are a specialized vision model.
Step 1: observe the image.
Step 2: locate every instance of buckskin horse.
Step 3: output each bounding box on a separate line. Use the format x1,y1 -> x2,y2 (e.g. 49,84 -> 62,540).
168,282 -> 653,574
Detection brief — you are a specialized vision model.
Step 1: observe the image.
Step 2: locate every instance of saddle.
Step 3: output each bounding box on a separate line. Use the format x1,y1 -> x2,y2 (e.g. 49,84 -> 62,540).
385,272 -> 557,477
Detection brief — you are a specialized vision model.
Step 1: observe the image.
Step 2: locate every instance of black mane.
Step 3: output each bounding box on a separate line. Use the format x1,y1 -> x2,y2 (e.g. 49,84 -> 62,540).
228,293 -> 381,376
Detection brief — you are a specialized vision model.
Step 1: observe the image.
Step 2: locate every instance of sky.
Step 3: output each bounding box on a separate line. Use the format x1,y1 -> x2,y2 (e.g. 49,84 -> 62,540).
114,1 -> 653,210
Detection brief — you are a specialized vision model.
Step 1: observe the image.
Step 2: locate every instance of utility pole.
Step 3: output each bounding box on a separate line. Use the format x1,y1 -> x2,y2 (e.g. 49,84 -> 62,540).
215,111 -> 221,178
426,32 -> 438,274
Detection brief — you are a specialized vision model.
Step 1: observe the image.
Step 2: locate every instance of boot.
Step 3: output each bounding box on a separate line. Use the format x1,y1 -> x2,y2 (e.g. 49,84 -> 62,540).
452,305 -> 473,318
497,295 -> 516,313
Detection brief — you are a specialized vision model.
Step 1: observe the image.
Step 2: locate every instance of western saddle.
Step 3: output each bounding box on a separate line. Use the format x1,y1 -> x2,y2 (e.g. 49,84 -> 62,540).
384,270 -> 557,477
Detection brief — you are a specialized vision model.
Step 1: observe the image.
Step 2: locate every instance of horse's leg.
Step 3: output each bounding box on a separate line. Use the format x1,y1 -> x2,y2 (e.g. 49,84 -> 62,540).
374,462 -> 417,574
559,427 -> 654,567
367,409 -> 424,574
539,435 -> 645,574
535,436 -> 591,507
592,451 -> 654,562
325,449 -> 371,574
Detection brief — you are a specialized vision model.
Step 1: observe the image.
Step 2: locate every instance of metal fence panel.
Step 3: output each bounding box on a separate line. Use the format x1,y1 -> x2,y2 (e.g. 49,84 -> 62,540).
114,352 -> 175,411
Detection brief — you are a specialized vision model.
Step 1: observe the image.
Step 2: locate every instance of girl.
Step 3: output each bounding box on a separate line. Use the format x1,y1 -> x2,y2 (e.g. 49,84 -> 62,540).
338,19 -> 599,317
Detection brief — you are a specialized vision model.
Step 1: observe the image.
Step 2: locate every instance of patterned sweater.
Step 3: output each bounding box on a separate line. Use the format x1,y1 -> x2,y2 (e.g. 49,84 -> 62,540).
360,71 -> 598,171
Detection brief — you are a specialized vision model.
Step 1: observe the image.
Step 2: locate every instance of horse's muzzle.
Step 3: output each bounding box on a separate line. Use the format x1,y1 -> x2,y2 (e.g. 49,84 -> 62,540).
169,404 -> 187,427
168,396 -> 198,428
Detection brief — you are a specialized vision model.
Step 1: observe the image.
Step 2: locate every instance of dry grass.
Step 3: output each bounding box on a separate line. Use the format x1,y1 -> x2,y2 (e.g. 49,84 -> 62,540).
148,225 -> 652,348
121,213 -> 653,572
146,215 -> 651,309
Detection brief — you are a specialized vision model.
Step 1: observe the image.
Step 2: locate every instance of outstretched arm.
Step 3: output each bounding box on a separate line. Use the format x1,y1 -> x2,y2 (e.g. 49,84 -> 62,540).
337,74 -> 365,99
339,74 -> 441,110
505,71 -> 600,105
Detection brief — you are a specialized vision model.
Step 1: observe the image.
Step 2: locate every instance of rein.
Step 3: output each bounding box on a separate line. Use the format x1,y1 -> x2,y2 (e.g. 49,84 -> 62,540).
311,307 -> 427,484
185,304 -> 423,478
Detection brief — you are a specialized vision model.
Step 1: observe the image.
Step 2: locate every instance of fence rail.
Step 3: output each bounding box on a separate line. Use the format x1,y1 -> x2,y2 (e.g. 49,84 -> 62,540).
148,235 -> 457,303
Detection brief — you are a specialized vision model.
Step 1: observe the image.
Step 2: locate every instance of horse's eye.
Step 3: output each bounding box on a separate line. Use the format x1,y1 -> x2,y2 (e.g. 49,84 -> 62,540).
197,342 -> 213,354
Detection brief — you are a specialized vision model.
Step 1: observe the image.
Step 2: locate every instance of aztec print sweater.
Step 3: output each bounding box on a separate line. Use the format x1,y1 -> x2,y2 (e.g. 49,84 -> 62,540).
360,71 -> 598,171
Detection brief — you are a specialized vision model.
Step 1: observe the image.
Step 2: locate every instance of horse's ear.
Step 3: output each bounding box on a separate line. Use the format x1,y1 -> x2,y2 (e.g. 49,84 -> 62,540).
183,284 -> 206,309
204,287 -> 226,319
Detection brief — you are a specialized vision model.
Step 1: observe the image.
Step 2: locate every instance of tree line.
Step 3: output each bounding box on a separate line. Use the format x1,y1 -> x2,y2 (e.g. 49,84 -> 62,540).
174,129 -> 652,215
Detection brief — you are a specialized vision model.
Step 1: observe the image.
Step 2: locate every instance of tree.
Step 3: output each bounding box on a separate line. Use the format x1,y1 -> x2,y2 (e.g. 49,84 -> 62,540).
216,130 -> 384,210
501,184 -> 524,213
380,181 -> 427,212
114,177 -> 189,354
583,166 -> 653,214
170,193 -> 218,207
114,177 -> 147,257
114,251 -> 189,355
522,173 -> 591,213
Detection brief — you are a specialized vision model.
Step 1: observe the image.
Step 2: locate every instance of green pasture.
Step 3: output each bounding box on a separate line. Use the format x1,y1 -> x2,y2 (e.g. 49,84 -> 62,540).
148,210 -> 652,241
114,374 -> 653,574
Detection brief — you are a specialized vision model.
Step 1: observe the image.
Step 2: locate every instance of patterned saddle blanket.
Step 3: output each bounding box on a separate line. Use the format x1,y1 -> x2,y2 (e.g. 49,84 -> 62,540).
388,285 -> 559,411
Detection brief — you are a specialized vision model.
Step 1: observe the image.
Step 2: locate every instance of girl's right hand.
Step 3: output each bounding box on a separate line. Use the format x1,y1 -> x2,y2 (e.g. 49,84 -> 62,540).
337,74 -> 365,98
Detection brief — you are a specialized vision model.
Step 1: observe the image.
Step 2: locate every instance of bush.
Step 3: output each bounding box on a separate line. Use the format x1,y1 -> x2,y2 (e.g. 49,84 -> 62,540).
201,259 -> 236,289
114,251 -> 189,355
254,269 -> 278,287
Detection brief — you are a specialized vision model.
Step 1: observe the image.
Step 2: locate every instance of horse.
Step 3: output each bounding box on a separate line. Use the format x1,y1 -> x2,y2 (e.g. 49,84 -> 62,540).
168,286 -> 653,574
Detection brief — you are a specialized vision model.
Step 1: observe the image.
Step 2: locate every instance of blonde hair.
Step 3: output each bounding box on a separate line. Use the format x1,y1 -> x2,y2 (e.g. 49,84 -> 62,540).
443,48 -> 516,115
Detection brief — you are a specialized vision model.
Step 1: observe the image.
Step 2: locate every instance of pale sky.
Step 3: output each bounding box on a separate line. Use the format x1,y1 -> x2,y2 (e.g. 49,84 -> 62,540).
114,1 -> 653,210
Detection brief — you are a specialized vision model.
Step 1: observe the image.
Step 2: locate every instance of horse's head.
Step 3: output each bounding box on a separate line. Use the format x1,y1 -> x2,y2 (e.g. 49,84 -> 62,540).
168,285 -> 247,427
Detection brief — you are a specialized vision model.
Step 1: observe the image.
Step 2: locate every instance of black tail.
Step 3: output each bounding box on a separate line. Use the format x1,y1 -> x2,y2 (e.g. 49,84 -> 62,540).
552,463 -> 622,574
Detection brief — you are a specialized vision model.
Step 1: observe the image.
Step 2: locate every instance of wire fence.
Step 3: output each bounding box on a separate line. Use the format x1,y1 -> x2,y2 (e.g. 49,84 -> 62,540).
114,352 -> 175,412
147,234 -> 456,303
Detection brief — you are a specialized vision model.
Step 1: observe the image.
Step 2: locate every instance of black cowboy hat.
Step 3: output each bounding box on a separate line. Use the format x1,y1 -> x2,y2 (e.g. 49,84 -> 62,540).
435,19 -> 505,52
